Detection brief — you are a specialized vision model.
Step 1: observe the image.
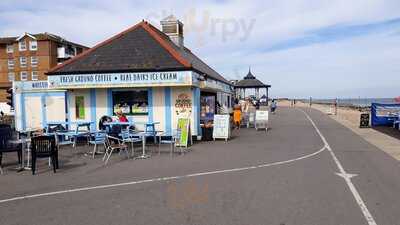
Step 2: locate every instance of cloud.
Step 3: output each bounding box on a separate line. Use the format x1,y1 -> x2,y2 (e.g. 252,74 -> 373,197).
1,0 -> 400,98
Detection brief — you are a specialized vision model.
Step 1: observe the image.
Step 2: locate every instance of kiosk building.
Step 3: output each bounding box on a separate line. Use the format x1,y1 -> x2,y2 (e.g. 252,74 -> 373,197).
14,16 -> 233,139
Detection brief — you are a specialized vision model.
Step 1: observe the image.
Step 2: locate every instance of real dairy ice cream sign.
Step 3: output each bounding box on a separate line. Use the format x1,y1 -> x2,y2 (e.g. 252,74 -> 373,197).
48,71 -> 194,89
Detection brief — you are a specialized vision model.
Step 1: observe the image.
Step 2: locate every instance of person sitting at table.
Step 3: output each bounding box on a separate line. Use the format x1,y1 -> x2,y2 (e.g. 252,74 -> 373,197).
99,115 -> 112,131
116,109 -> 128,123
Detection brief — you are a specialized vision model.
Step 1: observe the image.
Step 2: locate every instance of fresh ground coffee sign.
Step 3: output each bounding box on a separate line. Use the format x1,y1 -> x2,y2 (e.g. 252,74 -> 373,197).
48,71 -> 194,89
175,93 -> 192,115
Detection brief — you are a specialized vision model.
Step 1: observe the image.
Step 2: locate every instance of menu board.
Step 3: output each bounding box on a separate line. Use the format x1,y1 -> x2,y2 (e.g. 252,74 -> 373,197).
255,110 -> 269,131
176,118 -> 191,147
213,114 -> 230,141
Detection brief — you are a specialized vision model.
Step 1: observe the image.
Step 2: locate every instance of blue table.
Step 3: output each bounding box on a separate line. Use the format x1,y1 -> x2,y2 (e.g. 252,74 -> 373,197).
104,121 -> 160,159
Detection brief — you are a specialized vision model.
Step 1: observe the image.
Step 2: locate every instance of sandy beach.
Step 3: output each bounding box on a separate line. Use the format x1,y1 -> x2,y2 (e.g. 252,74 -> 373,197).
278,100 -> 400,160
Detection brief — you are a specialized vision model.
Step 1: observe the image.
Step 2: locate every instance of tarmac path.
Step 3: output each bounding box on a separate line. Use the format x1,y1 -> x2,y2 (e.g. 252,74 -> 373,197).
0,107 -> 399,225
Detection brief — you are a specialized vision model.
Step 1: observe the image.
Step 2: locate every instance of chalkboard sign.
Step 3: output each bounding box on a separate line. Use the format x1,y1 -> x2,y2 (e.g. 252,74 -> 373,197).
255,110 -> 269,132
359,113 -> 370,128
213,114 -> 231,141
176,118 -> 191,147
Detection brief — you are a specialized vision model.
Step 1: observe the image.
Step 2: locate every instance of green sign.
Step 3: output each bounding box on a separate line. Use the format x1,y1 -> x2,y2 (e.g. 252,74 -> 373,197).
75,96 -> 85,119
177,118 -> 190,147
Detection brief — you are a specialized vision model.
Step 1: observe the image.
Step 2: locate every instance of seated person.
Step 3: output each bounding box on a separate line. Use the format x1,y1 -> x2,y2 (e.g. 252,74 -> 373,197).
116,109 -> 128,123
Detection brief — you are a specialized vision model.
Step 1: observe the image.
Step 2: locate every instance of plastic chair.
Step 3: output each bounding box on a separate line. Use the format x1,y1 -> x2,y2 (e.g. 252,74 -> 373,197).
145,123 -> 157,144
31,135 -> 58,175
89,131 -> 107,158
0,127 -> 22,174
158,129 -> 184,156
120,129 -> 141,157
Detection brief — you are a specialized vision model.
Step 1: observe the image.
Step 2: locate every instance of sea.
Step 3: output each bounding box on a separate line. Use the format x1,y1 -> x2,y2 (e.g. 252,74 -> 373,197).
309,98 -> 398,107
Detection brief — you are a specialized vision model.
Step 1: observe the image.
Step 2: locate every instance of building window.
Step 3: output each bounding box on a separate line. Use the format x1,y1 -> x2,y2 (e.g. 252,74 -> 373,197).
31,56 -> 38,67
7,59 -> 15,69
6,44 -> 14,53
8,72 -> 15,82
112,90 -> 148,115
75,96 -> 85,119
29,41 -> 37,51
20,71 -> 28,81
31,71 -> 38,80
20,57 -> 27,68
19,41 -> 27,51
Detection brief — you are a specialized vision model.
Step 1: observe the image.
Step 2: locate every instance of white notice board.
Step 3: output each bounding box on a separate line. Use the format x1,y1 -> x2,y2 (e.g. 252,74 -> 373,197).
255,110 -> 269,131
213,114 -> 231,141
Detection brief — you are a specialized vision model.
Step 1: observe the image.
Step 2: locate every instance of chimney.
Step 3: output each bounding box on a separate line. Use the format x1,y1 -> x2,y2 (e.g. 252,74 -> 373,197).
161,15 -> 184,48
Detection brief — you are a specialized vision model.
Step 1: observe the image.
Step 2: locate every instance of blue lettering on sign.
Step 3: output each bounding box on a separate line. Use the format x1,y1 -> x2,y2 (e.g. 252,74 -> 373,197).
31,82 -> 48,89
48,71 -> 190,88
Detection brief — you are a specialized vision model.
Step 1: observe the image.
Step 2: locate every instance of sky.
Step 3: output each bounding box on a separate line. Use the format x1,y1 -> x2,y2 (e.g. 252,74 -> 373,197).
1,0 -> 399,99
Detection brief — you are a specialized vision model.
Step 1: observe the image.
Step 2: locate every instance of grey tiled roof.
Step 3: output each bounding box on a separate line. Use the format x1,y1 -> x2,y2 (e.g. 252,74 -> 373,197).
50,27 -> 184,73
48,21 -> 230,84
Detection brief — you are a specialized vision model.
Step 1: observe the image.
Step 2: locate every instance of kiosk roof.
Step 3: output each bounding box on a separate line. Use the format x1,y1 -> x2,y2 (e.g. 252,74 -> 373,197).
47,21 -> 229,84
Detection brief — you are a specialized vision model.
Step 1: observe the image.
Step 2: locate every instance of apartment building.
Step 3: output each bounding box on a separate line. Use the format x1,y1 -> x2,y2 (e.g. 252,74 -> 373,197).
0,32 -> 88,103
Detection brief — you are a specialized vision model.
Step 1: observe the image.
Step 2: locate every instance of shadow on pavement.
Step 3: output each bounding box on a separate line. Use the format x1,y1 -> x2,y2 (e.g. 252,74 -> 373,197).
373,126 -> 400,140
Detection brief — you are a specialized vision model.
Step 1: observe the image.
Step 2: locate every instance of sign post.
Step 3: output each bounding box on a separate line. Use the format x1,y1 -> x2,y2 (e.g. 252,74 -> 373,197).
212,114 -> 231,141
255,110 -> 269,132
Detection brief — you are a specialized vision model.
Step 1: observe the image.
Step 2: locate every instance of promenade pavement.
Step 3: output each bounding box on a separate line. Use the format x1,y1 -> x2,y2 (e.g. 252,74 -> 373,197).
0,107 -> 399,225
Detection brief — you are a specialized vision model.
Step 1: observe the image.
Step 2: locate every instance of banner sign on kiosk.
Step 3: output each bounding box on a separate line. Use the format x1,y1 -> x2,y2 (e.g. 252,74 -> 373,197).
255,110 -> 269,132
48,71 -> 194,89
176,118 -> 191,148
213,114 -> 231,141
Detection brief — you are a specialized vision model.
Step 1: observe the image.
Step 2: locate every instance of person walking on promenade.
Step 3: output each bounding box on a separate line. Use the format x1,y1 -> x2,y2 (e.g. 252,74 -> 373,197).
271,99 -> 277,114
233,104 -> 242,130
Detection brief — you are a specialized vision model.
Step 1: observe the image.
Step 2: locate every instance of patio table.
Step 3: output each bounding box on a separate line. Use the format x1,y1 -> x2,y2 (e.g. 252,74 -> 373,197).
133,131 -> 156,159
55,130 -> 91,148
103,121 -> 160,159
9,138 -> 31,172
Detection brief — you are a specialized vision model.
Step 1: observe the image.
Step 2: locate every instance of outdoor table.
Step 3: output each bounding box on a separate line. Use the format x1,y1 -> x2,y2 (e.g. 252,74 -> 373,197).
9,138 -> 31,172
133,131 -> 155,159
46,121 -> 93,133
104,121 -> 160,159
55,130 -> 91,148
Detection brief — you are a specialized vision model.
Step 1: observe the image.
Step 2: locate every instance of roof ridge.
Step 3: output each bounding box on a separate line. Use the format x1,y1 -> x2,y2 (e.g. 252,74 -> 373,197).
48,21 -> 147,74
141,22 -> 191,68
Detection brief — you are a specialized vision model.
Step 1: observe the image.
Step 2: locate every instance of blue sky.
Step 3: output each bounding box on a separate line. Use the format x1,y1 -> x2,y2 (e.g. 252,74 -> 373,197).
1,0 -> 399,98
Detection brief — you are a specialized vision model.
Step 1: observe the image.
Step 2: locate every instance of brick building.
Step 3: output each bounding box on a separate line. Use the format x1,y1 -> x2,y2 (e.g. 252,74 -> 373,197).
0,33 -> 88,104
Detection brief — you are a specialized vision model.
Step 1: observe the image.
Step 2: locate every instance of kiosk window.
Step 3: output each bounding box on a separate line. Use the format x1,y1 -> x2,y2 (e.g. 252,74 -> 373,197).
75,96 -> 85,119
113,90 -> 148,115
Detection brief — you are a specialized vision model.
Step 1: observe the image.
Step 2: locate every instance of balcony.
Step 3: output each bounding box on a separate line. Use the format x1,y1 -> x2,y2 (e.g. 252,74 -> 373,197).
57,46 -> 76,59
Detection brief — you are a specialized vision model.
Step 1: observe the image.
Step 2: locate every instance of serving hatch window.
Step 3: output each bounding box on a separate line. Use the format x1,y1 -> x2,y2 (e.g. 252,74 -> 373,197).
112,90 -> 148,115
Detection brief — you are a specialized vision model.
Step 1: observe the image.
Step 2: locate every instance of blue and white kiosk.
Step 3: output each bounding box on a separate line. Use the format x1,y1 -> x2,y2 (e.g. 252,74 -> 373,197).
14,18 -> 233,140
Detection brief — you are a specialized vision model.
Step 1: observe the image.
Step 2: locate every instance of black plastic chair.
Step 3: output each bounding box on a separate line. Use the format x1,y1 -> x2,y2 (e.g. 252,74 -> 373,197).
0,127 -> 22,174
31,135 -> 58,175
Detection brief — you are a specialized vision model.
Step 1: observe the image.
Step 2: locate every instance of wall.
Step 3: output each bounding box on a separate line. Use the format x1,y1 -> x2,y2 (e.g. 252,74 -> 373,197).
171,86 -> 199,136
67,89 -> 92,130
14,91 -> 66,131
88,86 -> 199,135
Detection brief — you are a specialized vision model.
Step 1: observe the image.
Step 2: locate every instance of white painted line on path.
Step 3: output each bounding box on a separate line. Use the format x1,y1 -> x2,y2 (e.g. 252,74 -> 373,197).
299,109 -> 377,225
